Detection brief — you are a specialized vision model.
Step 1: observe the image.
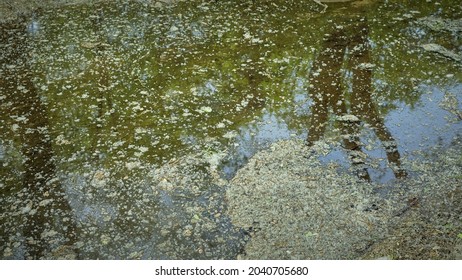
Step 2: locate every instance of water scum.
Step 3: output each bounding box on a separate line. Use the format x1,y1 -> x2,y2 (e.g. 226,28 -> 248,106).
0,0 -> 461,259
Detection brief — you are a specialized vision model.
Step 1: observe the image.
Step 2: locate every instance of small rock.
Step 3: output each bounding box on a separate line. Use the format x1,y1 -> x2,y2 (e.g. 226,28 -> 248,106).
338,114 -> 360,122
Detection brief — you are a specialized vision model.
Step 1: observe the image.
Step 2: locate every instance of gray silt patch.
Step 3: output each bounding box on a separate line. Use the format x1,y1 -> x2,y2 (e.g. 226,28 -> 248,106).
226,138 -> 462,259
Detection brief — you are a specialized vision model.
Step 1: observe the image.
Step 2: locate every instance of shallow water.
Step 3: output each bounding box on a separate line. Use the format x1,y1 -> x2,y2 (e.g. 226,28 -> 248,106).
1,0 -> 461,259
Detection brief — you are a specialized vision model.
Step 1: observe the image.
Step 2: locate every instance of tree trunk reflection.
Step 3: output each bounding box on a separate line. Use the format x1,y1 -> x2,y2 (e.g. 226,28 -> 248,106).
306,16 -> 407,181
0,22 -> 79,259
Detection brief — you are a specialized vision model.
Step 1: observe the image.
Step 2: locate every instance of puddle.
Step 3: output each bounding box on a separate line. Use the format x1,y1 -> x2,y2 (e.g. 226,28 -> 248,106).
1,0 -> 461,259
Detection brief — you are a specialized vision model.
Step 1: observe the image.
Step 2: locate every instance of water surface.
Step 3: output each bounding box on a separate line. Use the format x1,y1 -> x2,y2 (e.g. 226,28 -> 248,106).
1,0 -> 461,259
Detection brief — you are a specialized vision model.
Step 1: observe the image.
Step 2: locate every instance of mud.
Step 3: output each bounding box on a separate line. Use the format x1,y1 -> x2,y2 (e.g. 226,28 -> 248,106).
226,138 -> 462,259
